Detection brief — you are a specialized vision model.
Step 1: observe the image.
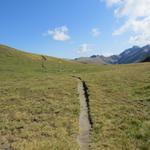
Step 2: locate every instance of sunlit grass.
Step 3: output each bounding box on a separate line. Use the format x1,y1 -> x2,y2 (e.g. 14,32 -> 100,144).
0,45 -> 150,149
81,63 -> 150,149
0,74 -> 79,149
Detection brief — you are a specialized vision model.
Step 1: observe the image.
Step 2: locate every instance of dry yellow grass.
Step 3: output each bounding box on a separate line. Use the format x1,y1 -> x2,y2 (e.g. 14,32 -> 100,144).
81,63 -> 150,150
0,45 -> 150,149
0,74 -> 79,149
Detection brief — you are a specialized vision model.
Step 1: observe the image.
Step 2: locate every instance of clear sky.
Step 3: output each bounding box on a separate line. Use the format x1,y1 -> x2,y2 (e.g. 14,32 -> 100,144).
0,0 -> 149,58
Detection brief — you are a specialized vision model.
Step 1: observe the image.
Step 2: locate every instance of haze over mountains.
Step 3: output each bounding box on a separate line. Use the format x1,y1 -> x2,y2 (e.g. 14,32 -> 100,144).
75,45 -> 150,64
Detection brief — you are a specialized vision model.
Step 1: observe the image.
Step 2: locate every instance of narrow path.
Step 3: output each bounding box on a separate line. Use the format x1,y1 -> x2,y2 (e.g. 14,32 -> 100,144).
74,77 -> 92,150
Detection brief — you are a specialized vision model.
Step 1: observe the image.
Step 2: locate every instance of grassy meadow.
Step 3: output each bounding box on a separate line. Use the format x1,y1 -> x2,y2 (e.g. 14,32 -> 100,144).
82,63 -> 150,150
0,45 -> 82,149
0,74 -> 80,150
0,45 -> 150,149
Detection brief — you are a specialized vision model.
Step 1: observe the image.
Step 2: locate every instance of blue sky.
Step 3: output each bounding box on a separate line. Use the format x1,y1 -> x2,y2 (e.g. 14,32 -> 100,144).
0,0 -> 149,58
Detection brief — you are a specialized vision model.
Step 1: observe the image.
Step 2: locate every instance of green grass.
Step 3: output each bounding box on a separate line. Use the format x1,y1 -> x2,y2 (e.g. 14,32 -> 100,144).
0,44 -> 150,149
0,45 -> 82,149
0,73 -> 80,149
81,63 -> 150,150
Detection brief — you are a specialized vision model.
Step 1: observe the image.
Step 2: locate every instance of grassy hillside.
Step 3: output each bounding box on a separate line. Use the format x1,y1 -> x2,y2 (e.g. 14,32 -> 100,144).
0,45 -> 106,74
0,45 -> 106,149
0,45 -> 150,150
0,45 -> 83,149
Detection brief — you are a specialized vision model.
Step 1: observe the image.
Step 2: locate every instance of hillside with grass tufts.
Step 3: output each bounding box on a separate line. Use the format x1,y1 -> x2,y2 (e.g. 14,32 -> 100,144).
0,45 -> 150,150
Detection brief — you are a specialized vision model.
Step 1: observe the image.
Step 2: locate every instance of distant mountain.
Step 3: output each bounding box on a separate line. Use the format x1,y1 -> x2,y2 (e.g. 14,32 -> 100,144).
74,45 -> 150,64
75,55 -> 118,64
141,56 -> 150,62
117,45 -> 150,64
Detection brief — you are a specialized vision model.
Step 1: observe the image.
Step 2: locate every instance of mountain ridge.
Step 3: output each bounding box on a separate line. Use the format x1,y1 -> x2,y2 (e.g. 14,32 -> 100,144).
74,45 -> 150,64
